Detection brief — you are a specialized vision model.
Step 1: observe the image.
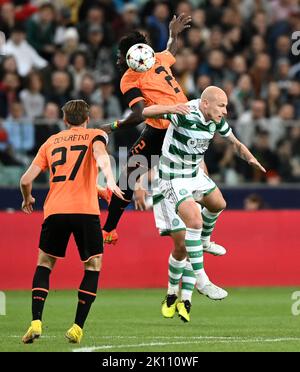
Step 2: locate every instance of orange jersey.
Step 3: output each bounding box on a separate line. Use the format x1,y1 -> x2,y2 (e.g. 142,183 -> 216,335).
121,50 -> 188,129
33,126 -> 108,219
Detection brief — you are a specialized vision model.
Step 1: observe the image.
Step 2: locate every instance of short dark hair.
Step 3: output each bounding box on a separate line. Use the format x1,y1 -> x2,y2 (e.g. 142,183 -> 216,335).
119,31 -> 148,57
62,100 -> 89,126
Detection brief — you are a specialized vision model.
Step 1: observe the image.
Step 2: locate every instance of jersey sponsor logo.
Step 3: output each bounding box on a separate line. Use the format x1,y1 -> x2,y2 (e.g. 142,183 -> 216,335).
187,138 -> 210,154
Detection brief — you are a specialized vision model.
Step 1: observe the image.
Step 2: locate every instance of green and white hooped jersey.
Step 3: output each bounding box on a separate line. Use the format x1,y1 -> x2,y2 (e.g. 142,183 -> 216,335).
159,99 -> 232,180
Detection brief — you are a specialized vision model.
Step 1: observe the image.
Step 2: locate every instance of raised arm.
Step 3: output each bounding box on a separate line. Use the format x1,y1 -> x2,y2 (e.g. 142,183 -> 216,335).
142,103 -> 190,118
226,132 -> 266,173
167,13 -> 192,56
20,164 -> 42,213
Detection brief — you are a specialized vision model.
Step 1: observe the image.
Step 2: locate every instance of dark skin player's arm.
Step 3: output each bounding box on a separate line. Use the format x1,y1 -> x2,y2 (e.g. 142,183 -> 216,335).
166,13 -> 192,56
100,100 -> 145,134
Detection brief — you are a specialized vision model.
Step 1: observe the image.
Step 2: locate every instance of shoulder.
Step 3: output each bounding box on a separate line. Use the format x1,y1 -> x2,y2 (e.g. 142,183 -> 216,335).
120,70 -> 140,92
187,99 -> 200,110
155,50 -> 176,66
91,129 -> 108,145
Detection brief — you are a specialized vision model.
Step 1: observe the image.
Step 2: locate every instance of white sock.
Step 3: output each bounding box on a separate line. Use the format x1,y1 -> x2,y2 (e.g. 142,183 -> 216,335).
185,228 -> 209,288
167,254 -> 186,296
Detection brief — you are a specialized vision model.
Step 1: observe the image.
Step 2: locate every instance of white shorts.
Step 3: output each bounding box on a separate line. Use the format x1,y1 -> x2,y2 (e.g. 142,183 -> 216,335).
153,196 -> 202,236
158,169 -> 216,213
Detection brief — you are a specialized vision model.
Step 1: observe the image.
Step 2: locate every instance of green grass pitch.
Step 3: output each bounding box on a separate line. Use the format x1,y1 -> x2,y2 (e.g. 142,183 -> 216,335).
0,288 -> 300,352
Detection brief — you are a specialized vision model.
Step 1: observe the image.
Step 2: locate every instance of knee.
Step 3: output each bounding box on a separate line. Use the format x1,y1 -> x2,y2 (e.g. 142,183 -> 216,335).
185,217 -> 202,230
85,255 -> 102,271
209,198 -> 227,213
37,251 -> 56,270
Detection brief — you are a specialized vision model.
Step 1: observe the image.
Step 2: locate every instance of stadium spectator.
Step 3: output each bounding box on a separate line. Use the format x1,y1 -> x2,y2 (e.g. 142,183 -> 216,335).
0,122 -> 23,165
230,73 -> 254,118
69,51 -> 90,94
20,71 -> 45,120
33,102 -> 61,153
41,49 -> 73,96
46,71 -> 72,108
60,27 -> 80,57
0,55 -> 18,80
244,193 -> 266,210
54,6 -> 74,46
91,75 -> 122,121
0,72 -> 21,119
77,4 -> 113,46
268,103 -> 294,149
3,101 -> 34,161
276,138 -> 298,182
0,2 -> 17,39
112,3 -> 140,41
236,99 -> 268,147
247,130 -> 279,182
146,1 -> 170,52
82,24 -> 115,78
26,3 -> 56,61
4,25 -> 48,77
75,73 -> 96,105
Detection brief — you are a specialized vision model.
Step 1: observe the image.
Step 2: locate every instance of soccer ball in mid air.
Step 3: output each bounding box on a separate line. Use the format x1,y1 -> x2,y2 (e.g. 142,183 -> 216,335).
126,43 -> 156,72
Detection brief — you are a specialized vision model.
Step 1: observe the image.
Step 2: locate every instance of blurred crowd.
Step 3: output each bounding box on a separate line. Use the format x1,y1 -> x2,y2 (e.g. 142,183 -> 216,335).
0,0 -> 300,185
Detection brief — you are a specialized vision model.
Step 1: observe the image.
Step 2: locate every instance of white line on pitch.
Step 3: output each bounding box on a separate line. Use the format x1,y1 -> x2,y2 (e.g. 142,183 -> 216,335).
73,337 -> 300,352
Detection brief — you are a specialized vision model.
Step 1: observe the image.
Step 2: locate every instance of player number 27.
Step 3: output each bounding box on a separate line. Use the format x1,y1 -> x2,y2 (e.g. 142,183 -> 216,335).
51,145 -> 88,182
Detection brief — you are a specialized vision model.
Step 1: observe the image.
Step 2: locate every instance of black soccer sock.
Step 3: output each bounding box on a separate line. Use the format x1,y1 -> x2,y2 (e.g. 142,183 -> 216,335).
75,270 -> 100,328
32,265 -> 51,321
103,191 -> 133,232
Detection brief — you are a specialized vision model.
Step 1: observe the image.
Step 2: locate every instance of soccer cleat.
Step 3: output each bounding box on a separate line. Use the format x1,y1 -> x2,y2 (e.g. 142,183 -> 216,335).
196,281 -> 228,300
203,242 -> 226,256
22,320 -> 42,344
97,186 -> 112,204
161,294 -> 178,318
65,324 -> 83,344
177,300 -> 191,323
103,229 -> 118,245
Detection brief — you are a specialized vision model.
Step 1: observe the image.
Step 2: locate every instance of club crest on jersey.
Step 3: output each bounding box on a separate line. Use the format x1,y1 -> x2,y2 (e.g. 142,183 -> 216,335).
209,122 -> 216,133
172,218 -> 180,227
179,189 -> 188,196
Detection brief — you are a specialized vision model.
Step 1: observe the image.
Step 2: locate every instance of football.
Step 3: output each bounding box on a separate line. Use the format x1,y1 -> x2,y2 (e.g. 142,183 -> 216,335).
126,43 -> 156,72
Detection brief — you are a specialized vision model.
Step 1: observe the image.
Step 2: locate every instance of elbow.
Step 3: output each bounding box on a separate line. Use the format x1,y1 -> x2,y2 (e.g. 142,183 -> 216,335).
20,175 -> 31,187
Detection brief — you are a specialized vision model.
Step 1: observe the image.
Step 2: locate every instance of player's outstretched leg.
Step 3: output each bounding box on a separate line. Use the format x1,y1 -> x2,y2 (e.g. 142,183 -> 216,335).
102,167 -> 137,244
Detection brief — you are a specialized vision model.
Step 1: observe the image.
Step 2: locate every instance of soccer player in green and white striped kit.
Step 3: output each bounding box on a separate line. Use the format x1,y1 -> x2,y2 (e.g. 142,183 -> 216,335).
135,167 -> 227,323
142,86 -> 266,319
